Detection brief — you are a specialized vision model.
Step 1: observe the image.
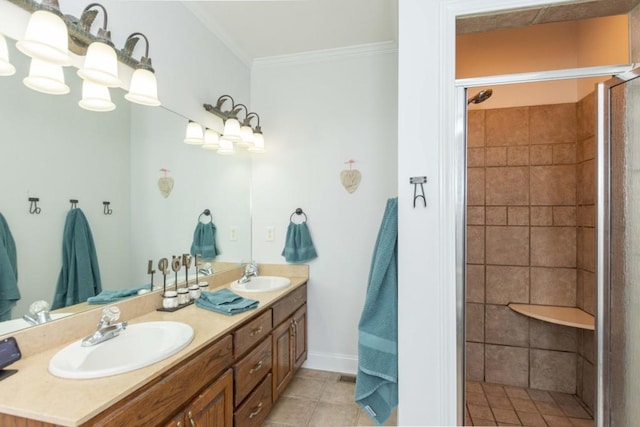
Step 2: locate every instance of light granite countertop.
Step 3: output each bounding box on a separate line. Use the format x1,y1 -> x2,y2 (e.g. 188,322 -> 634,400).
0,265 -> 308,426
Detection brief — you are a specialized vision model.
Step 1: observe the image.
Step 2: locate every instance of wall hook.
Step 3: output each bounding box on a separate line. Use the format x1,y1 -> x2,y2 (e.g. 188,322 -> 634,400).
103,201 -> 113,215
70,199 -> 78,209
410,176 -> 427,208
28,197 -> 41,214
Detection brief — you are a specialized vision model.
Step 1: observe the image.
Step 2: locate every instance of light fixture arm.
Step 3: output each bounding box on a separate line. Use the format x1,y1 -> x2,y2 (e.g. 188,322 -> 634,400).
244,112 -> 261,130
123,32 -> 153,71
204,95 -> 242,120
80,3 -> 112,44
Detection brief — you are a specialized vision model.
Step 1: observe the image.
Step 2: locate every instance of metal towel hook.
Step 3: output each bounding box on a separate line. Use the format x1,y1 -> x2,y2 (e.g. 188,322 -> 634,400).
289,208 -> 308,223
103,201 -> 113,215
70,199 -> 78,209
198,209 -> 213,223
28,197 -> 41,214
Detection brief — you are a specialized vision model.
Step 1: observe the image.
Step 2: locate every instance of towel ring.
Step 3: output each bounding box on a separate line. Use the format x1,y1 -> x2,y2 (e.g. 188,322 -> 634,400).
198,209 -> 213,223
290,208 -> 307,223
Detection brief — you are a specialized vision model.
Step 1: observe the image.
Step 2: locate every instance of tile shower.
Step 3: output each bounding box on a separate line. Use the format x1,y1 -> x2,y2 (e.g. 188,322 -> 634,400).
465,93 -> 597,422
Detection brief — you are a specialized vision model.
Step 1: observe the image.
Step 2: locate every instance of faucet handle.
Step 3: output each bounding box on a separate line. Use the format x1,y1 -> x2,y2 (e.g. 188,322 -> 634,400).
101,306 -> 121,323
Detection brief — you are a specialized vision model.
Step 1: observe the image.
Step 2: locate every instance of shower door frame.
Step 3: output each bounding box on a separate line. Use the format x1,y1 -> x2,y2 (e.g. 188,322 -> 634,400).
454,63 -> 634,426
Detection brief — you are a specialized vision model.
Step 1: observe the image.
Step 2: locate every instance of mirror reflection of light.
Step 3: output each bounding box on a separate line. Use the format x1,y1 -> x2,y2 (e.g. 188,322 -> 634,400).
0,33 -> 16,76
22,58 -> 70,95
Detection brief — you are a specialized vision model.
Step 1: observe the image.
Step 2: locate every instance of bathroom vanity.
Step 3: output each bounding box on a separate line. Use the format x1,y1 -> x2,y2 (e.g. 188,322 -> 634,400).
0,264 -> 308,427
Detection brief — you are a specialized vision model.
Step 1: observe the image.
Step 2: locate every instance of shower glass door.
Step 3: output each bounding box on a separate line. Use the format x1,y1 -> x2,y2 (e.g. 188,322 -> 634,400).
597,69 -> 640,426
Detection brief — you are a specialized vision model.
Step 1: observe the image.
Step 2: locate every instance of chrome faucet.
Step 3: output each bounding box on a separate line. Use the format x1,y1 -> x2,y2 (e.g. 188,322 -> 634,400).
22,300 -> 52,326
82,306 -> 128,347
238,262 -> 258,284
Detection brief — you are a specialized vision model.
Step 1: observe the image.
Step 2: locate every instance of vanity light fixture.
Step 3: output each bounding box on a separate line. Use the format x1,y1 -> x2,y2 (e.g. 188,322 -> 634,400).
0,33 -> 16,76
78,79 -> 115,111
217,137 -> 235,155
122,32 -> 161,106
202,96 -> 266,154
23,57 -> 69,95
245,112 -> 265,153
202,129 -> 220,150
235,104 -> 253,147
76,3 -> 121,87
15,0 -> 71,66
184,121 -> 205,145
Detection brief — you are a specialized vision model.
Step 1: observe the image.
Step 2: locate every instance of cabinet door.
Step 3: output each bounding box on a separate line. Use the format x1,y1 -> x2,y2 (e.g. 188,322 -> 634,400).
271,319 -> 294,401
292,304 -> 307,370
185,369 -> 233,427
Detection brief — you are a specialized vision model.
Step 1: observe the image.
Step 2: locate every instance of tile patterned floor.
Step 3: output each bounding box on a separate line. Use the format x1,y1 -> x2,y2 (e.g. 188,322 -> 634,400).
263,368 -> 397,426
465,381 -> 593,426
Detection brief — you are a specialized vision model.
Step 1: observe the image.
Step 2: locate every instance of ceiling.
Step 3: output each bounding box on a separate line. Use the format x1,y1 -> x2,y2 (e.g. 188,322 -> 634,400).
182,0 -> 640,66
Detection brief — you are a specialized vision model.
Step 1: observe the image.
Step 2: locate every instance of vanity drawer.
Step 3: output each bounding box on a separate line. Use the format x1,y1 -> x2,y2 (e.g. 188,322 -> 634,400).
234,373 -> 272,427
272,284 -> 307,326
234,309 -> 272,358
234,337 -> 272,406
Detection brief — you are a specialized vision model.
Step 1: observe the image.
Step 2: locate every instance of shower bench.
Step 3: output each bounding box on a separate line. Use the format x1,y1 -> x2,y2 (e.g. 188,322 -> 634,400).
508,303 -> 595,330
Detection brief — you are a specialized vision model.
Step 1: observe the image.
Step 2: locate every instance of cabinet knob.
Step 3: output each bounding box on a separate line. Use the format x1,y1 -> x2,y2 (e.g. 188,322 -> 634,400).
249,402 -> 263,419
249,326 -> 263,337
188,411 -> 196,427
249,360 -> 263,374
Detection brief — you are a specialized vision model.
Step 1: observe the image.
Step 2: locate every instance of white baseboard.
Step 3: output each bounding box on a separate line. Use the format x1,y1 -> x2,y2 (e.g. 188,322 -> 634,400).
303,351 -> 358,375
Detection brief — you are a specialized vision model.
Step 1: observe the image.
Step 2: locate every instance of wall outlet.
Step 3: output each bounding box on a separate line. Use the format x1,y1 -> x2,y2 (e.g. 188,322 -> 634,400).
266,226 -> 274,241
230,226 -> 238,241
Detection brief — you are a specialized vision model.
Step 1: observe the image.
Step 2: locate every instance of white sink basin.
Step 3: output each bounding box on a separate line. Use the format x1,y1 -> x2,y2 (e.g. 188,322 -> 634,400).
48,321 -> 194,379
230,276 -> 291,293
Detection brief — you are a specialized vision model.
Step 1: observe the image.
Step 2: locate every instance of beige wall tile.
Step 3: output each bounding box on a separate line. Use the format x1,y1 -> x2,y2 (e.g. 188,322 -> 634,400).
577,227 -> 596,272
531,206 -> 553,226
577,92 -> 595,141
581,360 -> 595,412
485,304 -> 529,347
486,226 -> 530,266
577,205 -> 595,227
580,269 -> 596,315
486,206 -> 507,225
467,303 -> 485,342
508,207 -> 529,226
486,147 -> 508,166
530,165 -> 576,206
553,144 -> 576,165
467,264 -> 485,304
486,107 -> 529,147
467,226 -> 485,264
530,103 -> 577,145
485,344 -> 529,387
468,110 -> 486,147
530,319 -> 577,352
486,167 -> 530,206
530,349 -> 576,394
576,269 -> 584,311
467,147 -> 485,167
577,159 -> 596,205
531,144 -> 553,165
531,227 -> 576,268
467,206 -> 485,225
508,146 -> 529,166
530,267 -> 577,307
468,167 -> 485,205
485,265 -> 529,305
576,137 -> 596,163
579,329 -> 595,365
553,207 -> 576,226
466,342 -> 485,382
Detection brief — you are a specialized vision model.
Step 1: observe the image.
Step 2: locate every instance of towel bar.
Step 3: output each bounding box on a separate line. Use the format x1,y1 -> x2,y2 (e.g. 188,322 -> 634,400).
290,208 -> 307,223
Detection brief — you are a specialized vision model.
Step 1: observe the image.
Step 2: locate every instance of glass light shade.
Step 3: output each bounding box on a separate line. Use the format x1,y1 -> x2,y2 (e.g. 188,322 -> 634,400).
217,137 -> 235,155
16,10 -> 71,65
184,121 -> 204,144
77,42 -> 121,87
249,132 -> 265,153
0,34 -> 16,76
202,129 -> 220,150
79,80 -> 115,112
222,117 -> 241,141
238,124 -> 254,147
125,68 -> 161,106
23,58 -> 69,95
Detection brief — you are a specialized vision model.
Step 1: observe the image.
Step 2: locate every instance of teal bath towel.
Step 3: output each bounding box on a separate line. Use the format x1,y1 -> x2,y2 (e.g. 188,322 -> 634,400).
190,222 -> 219,260
355,198 -> 398,425
0,213 -> 20,321
281,222 -> 317,263
87,284 -> 149,305
195,288 -> 258,315
52,209 -> 102,310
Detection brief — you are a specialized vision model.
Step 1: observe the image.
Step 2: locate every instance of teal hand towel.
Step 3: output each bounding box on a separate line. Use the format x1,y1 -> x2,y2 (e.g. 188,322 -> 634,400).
0,213 -> 19,321
87,285 -> 149,305
190,222 -> 219,260
52,209 -> 102,310
281,222 -> 317,263
195,288 -> 258,315
355,198 -> 398,426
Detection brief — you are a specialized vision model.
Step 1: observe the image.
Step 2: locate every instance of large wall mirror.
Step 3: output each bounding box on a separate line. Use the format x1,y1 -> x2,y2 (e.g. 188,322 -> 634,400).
0,36 -> 252,333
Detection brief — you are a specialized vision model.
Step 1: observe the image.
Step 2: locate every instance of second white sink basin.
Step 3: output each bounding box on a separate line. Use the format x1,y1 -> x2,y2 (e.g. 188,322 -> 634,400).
48,321 -> 194,379
231,276 -> 291,293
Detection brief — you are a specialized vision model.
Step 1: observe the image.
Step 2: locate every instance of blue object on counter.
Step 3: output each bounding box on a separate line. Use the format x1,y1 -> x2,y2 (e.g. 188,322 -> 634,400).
0,213 -> 19,321
281,222 -> 317,263
355,197 -> 398,426
195,288 -> 258,315
87,285 -> 150,304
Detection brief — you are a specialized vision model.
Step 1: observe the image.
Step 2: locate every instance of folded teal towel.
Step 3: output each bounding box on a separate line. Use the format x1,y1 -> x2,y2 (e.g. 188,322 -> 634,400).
87,285 -> 149,305
281,222 -> 317,263
52,209 -> 102,310
195,288 -> 258,315
355,198 -> 398,425
190,222 -> 220,260
0,213 -> 19,321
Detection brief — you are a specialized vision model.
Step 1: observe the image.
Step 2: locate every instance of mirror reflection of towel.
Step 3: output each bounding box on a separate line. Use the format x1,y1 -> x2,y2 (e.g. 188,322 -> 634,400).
0,213 -> 19,321
52,209 -> 102,310
281,222 -> 317,263
190,222 -> 219,260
